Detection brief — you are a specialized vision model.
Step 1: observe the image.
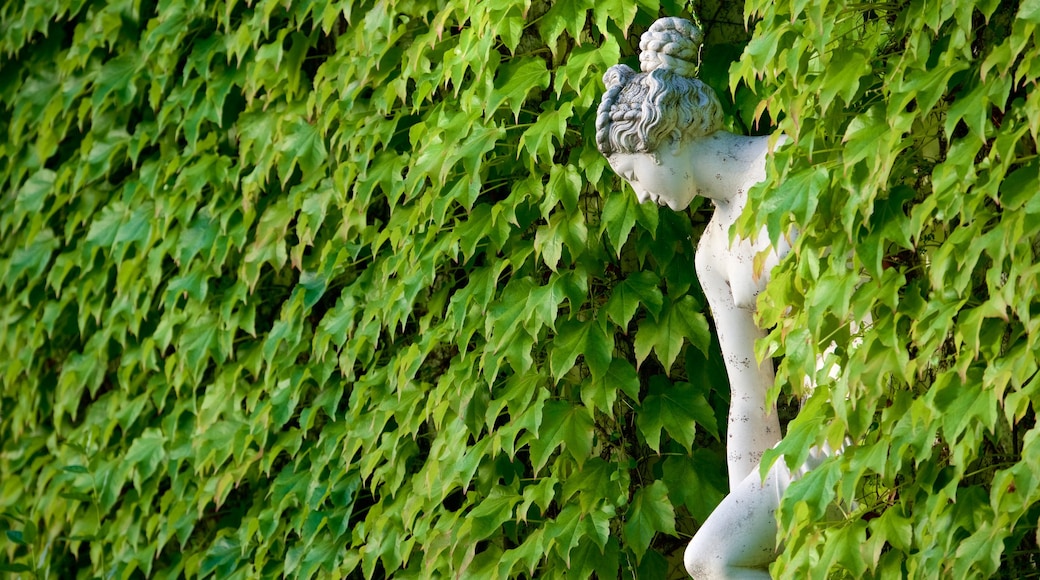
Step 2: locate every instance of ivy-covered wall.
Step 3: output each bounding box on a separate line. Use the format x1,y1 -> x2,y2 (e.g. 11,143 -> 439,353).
3,0 -> 1040,578
736,0 -> 1040,577
1,0 -> 751,577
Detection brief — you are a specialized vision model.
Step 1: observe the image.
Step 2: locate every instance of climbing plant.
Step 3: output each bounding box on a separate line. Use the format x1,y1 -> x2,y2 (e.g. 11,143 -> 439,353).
734,0 -> 1040,577
0,0 -> 755,577
8,0 -> 1033,577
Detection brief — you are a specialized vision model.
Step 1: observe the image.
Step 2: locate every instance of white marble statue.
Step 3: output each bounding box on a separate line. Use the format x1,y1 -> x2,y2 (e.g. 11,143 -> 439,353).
596,17 -> 829,578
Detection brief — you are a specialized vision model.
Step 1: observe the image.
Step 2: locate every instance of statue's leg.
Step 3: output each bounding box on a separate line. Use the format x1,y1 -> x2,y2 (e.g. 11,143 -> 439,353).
683,443 -> 840,579
683,460 -> 786,579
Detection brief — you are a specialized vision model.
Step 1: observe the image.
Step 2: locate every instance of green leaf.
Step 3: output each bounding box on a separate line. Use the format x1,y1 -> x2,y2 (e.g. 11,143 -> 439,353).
820,48 -> 870,111
125,428 -> 166,480
600,192 -> 637,257
277,117 -> 327,185
1017,0 -> 1040,22
636,377 -> 718,452
662,452 -> 727,522
549,318 -> 614,382
999,159 -> 1039,211
759,165 -> 827,248
520,102 -> 574,163
21,521 -> 37,544
872,505 -> 912,552
622,480 -> 676,562
545,504 -> 584,565
605,271 -> 662,328
858,185 -> 915,276
541,163 -> 583,218
86,202 -> 125,248
533,210 -> 587,272
634,296 -> 709,371
491,57 -> 550,120
529,401 -> 595,471
14,168 -> 54,215
593,0 -> 637,37
92,54 -> 139,110
467,486 -> 522,541
538,0 -> 594,55
581,358 -> 639,413
563,458 -> 629,511
200,535 -> 242,577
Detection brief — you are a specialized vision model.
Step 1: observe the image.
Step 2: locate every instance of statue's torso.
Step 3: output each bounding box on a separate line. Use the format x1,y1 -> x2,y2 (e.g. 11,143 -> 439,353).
696,205 -> 791,313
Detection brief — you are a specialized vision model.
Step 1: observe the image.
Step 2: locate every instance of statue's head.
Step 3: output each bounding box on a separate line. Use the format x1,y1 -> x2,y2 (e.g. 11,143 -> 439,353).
596,18 -> 723,159
596,18 -> 723,209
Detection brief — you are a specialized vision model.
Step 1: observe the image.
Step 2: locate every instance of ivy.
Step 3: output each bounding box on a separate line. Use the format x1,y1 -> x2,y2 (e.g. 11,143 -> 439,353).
734,0 -> 1040,576
0,0 -> 742,576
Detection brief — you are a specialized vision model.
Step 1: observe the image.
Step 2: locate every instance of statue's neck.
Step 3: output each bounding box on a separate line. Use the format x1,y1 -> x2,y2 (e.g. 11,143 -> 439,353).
684,131 -> 772,221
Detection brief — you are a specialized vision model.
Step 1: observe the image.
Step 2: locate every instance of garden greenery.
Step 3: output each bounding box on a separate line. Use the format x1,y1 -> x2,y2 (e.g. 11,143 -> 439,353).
1,0 -> 1039,578
1,0 -> 740,577
735,0 -> 1040,577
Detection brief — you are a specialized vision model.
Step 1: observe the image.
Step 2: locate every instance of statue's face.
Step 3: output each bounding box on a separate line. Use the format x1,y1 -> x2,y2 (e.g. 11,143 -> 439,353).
607,149 -> 697,211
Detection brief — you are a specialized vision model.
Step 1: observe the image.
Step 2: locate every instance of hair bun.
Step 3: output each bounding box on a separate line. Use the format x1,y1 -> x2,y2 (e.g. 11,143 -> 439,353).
638,17 -> 702,77
602,64 -> 636,90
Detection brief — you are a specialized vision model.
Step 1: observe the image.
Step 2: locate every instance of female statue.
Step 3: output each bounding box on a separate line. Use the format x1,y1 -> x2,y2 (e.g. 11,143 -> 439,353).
596,17 -> 831,578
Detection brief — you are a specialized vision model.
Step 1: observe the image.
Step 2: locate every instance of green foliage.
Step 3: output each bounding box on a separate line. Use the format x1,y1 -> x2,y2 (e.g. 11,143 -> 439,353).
0,0 -> 739,577
733,0 -> 1040,576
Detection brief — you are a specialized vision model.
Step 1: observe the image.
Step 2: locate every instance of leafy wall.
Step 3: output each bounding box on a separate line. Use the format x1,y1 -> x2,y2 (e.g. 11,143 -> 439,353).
0,0 -> 751,577
734,0 -> 1040,577
5,0 -> 1040,578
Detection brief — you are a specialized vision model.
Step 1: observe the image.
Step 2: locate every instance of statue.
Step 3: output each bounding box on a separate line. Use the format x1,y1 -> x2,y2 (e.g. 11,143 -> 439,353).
596,17 -> 833,578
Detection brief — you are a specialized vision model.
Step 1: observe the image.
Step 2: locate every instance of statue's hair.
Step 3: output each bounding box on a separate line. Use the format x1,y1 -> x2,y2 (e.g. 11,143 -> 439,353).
596,17 -> 722,157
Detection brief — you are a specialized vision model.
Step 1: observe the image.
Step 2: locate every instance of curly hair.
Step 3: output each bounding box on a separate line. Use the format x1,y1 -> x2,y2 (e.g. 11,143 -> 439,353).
595,18 -> 723,157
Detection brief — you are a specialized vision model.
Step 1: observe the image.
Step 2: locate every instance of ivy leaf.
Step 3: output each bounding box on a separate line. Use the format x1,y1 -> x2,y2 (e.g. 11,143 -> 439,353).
634,296 -> 709,371
859,185 -> 915,276
999,159 -> 1040,211
200,535 -> 242,577
581,358 -> 639,413
467,486 -> 522,541
563,458 -> 629,512
277,117 -> 327,185
554,40 -> 620,96
662,452 -> 727,522
758,165 -> 827,248
842,105 -> 887,169
538,0 -> 594,55
529,401 -> 594,471
14,168 -> 54,214
177,211 -> 219,265
873,505 -> 913,552
549,318 -> 613,383
605,271 -> 662,328
820,48 -> 870,111
600,191 -> 637,257
534,210 -> 587,272
125,428 -> 166,481
86,202 -> 125,248
622,480 -> 676,562
1017,0 -> 1040,23
92,54 -> 139,110
593,0 -> 637,37
636,377 -> 718,452
490,57 -> 550,120
541,163 -> 583,218
520,102 -> 574,163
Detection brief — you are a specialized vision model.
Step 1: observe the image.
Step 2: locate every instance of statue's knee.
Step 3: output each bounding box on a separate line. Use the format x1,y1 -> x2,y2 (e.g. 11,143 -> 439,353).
684,538 -> 724,579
